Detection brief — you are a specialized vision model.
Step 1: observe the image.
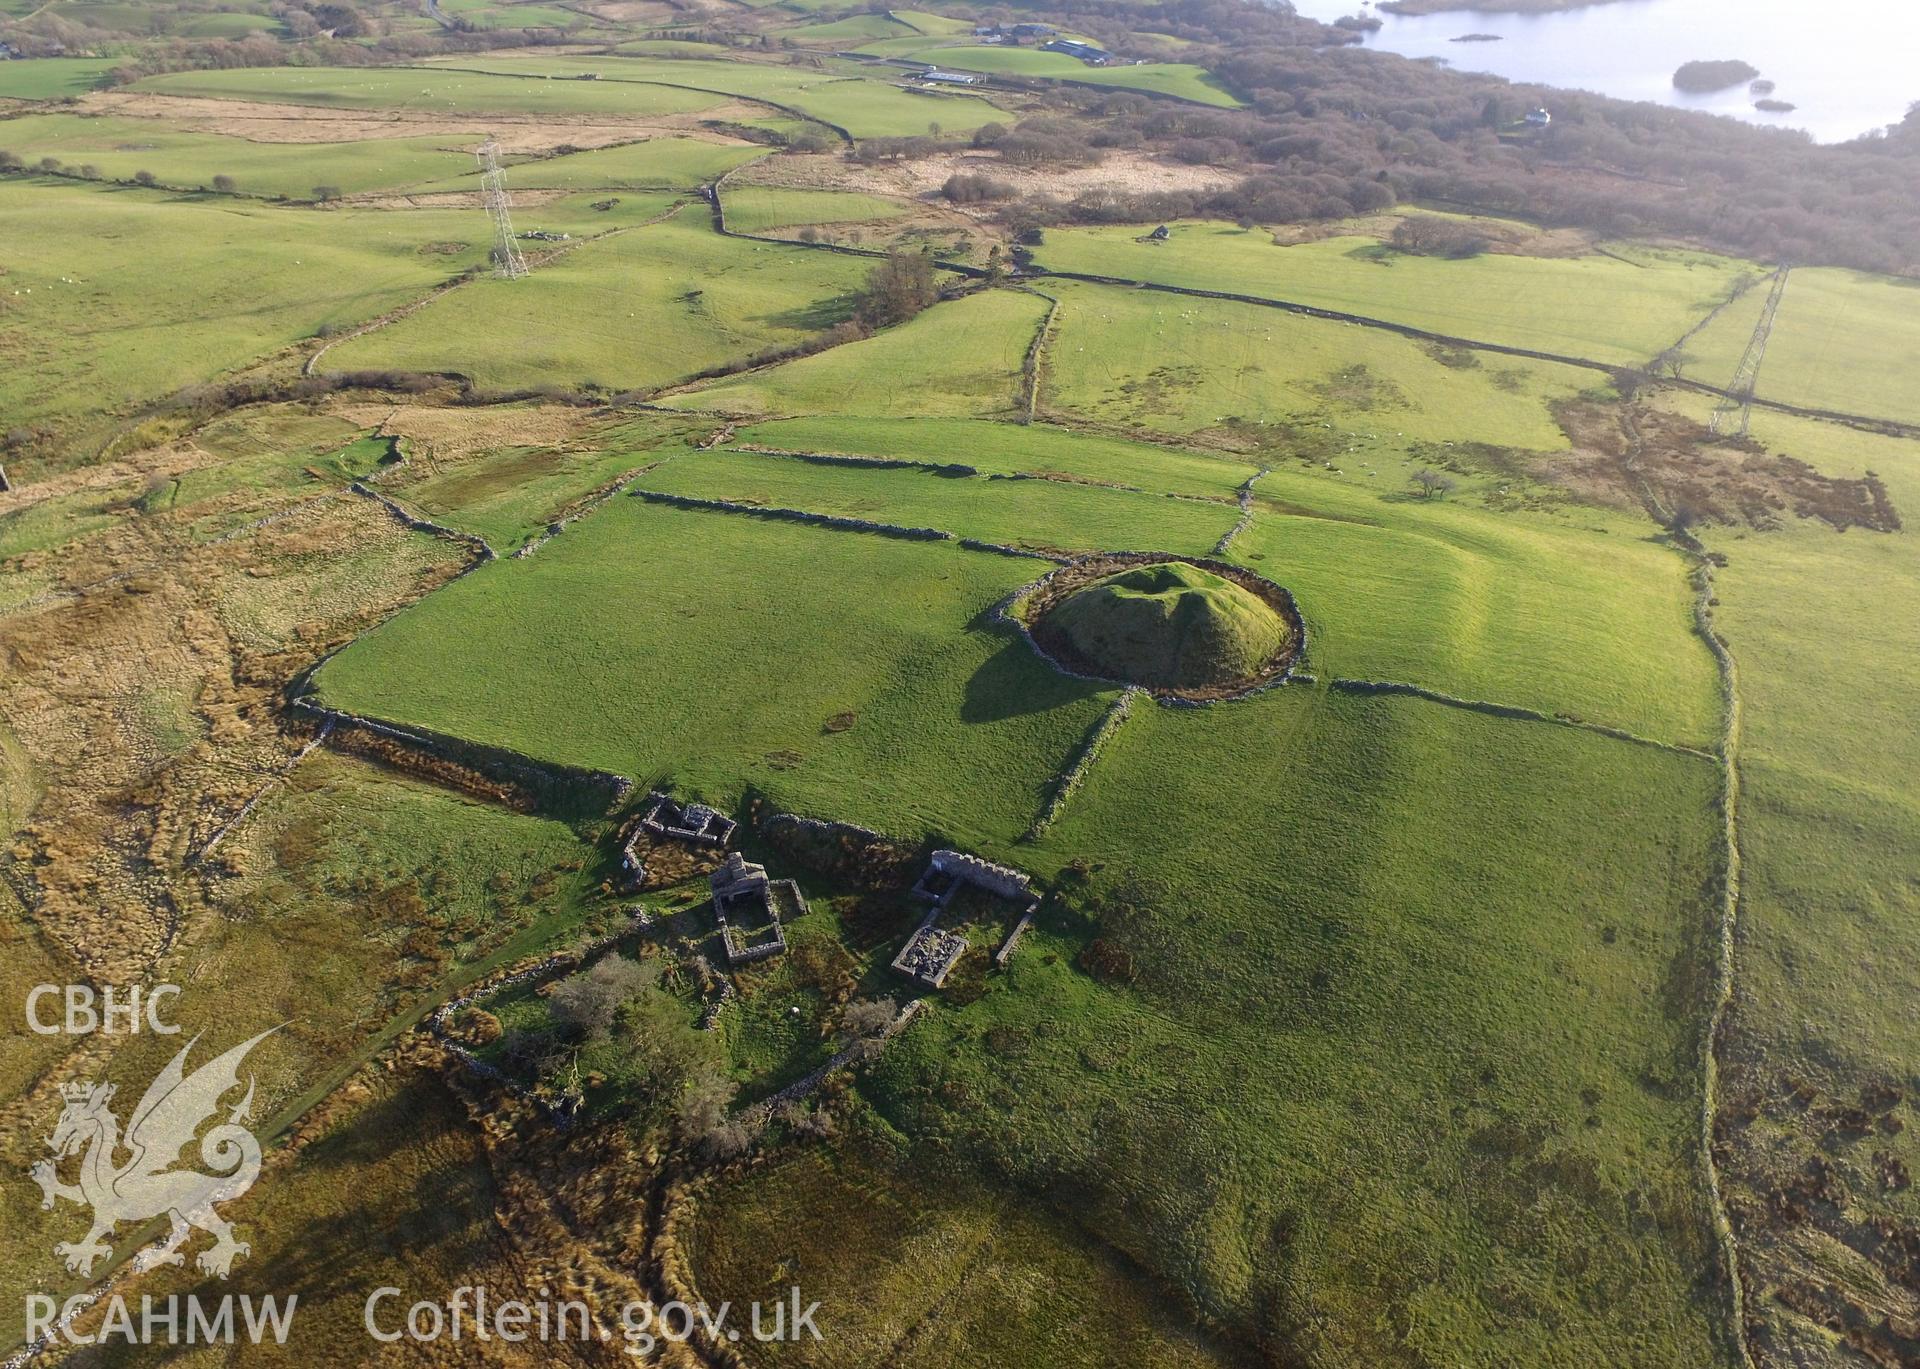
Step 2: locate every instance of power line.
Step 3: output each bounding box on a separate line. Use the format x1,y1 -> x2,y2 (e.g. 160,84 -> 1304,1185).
476,137 -> 527,280
1710,266 -> 1789,438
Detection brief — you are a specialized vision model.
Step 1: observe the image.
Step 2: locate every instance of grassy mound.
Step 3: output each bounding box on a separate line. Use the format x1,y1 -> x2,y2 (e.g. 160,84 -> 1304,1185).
1045,561 -> 1288,689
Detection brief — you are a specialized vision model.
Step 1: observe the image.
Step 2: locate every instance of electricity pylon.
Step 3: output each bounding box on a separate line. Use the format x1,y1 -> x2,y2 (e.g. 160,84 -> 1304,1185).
476,138 -> 527,280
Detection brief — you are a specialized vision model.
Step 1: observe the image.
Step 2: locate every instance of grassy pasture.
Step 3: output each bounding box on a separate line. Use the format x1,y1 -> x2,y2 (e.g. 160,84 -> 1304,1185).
464,185 -> 689,233
1647,404 -> 1920,1347
720,184 -> 911,233
397,414 -> 702,551
868,686 -> 1727,1367
314,497 -> 1113,849
136,64 -> 729,117
1036,220 -> 1759,367
903,44 -> 1243,107
0,58 -> 117,99
397,53 -> 1006,136
1227,476 -> 1719,745
1691,405 -> 1920,1075
434,0 -> 589,27
635,448 -> 1238,554
1041,279 -> 1596,450
731,415 -> 1258,496
608,38 -> 735,56
892,8 -> 974,34
415,53 -> 1007,136
172,9 -> 283,35
848,34 -> 958,57
325,210 -> 871,394
781,11 -> 917,42
410,136 -> 765,193
689,1150 -> 1236,1366
0,114 -> 475,198
665,286 -> 1046,418
0,179 -> 493,459
1726,268 -> 1920,425
0,486 -> 125,560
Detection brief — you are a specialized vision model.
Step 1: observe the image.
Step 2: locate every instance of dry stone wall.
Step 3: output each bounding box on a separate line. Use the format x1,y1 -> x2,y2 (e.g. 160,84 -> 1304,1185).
293,699 -> 633,814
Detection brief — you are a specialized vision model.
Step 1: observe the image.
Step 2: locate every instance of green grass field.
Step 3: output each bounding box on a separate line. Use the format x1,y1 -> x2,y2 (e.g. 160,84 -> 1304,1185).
865,685 -> 1728,1367
665,286 -> 1046,418
0,114 -> 477,198
325,209 -> 870,394
395,413 -> 702,552
0,58 -> 117,99
902,44 -> 1243,106
635,447 -> 1238,554
1041,278 -> 1599,449
730,415 -> 1259,496
690,1149 -> 1238,1366
892,8 -> 974,34
414,53 -> 1009,136
1636,399 -> 1920,1352
1036,219 -> 1759,366
720,184 -> 912,233
173,10 -> 282,36
314,496 -> 1114,849
1701,414 -> 1920,1067
136,64 -> 729,117
782,11 -> 918,42
0,178 -> 494,455
1229,468 -> 1720,745
1703,268 -> 1920,426
411,137 -> 767,194
434,0 -> 589,28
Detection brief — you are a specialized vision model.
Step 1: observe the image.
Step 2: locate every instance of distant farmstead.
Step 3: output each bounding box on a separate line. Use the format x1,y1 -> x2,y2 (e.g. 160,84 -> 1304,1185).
974,21 -> 1055,43
919,69 -> 984,87
1041,38 -> 1115,66
1524,107 -> 1552,128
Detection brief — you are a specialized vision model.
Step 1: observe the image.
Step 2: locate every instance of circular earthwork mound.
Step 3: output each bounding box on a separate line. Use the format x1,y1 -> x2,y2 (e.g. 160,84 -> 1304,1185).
1010,553 -> 1304,702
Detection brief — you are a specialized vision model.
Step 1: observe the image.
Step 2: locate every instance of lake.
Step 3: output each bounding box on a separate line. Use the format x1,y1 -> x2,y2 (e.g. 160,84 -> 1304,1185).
1284,0 -> 1920,143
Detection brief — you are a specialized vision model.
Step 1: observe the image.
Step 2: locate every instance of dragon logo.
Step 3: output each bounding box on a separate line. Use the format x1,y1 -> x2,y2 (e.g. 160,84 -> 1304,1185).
31,1029 -> 277,1280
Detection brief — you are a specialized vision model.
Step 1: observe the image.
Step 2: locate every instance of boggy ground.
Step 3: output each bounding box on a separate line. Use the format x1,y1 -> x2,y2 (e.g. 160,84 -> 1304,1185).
0,408 -> 471,979
1550,401 -> 1901,533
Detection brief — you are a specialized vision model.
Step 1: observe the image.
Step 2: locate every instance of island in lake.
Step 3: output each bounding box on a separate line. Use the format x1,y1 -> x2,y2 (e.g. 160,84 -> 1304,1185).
1673,58 -> 1763,92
